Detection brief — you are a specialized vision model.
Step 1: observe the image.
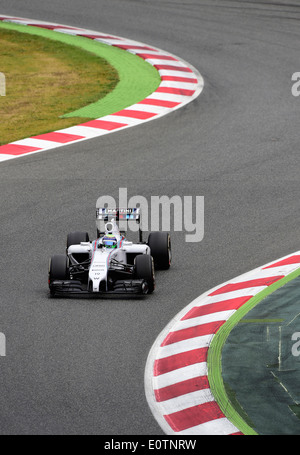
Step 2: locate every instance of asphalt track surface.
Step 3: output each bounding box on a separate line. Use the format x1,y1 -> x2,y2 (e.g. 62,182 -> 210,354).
0,0 -> 300,435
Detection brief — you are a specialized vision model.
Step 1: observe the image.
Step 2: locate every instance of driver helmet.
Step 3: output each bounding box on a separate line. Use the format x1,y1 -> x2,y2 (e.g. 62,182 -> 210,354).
102,234 -> 118,249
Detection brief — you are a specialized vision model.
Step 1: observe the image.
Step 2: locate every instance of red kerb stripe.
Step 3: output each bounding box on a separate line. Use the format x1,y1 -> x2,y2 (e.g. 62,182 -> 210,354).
161,321 -> 225,346
81,119 -> 128,130
0,144 -> 42,156
113,109 -> 157,120
263,255 -> 300,269
137,53 -> 177,61
0,17 -> 21,21
30,24 -> 79,30
154,64 -> 192,72
154,348 -> 208,376
181,296 -> 252,320
164,401 -> 225,432
138,99 -> 180,108
113,44 -> 156,51
77,34 -> 120,40
155,87 -> 195,96
32,132 -> 84,143
161,75 -> 198,83
209,276 -> 284,296
155,376 -> 209,402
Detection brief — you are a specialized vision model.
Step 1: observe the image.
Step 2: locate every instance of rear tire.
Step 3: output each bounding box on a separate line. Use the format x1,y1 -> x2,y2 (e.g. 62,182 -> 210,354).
67,231 -> 89,249
147,232 -> 171,270
134,254 -> 155,294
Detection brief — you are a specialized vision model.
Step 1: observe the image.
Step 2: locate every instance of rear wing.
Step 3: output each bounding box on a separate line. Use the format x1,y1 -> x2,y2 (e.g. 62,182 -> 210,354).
96,208 -> 143,241
96,207 -> 140,222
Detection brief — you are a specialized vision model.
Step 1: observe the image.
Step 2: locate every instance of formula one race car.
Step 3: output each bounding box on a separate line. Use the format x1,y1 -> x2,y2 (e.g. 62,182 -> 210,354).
48,208 -> 171,297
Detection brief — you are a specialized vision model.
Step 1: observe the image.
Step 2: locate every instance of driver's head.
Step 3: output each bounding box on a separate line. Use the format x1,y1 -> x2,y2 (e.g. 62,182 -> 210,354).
102,234 -> 117,249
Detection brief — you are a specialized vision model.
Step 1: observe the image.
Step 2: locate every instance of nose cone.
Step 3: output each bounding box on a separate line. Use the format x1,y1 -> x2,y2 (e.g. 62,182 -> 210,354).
89,249 -> 109,292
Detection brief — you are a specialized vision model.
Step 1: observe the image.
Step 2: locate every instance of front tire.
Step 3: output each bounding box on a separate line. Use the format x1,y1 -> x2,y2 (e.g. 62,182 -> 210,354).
134,254 -> 155,294
48,254 -> 69,295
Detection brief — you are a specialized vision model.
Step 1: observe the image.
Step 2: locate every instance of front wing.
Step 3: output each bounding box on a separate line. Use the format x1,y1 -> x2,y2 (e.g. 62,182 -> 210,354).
49,279 -> 149,297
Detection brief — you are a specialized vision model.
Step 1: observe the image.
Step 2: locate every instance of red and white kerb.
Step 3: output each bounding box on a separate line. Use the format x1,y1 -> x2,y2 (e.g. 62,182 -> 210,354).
145,253 -> 300,435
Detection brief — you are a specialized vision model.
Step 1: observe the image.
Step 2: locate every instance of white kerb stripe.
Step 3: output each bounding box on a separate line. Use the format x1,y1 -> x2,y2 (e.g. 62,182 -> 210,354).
156,334 -> 213,359
153,362 -> 208,389
171,310 -> 236,332
177,418 -> 240,436
156,389 -> 215,416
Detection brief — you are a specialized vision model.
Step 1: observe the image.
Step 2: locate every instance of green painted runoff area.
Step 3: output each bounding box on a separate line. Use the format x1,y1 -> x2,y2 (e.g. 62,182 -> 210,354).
0,21 -> 160,118
207,266 -> 300,435
222,274 -> 300,434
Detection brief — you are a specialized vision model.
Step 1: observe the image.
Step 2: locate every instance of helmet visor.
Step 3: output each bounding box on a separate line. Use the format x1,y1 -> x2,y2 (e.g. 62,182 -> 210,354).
104,239 -> 117,248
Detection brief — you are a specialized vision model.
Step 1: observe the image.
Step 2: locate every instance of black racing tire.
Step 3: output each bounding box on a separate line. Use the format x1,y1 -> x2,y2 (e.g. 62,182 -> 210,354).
134,254 -> 155,294
48,255 -> 69,295
67,231 -> 89,249
147,232 -> 171,270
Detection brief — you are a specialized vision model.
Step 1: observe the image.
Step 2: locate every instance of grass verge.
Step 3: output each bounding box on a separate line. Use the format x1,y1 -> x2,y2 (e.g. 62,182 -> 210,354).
0,21 -> 161,145
0,26 -> 119,145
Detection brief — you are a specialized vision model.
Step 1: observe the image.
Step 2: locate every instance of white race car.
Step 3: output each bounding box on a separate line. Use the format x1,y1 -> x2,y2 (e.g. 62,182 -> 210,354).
48,208 -> 171,297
